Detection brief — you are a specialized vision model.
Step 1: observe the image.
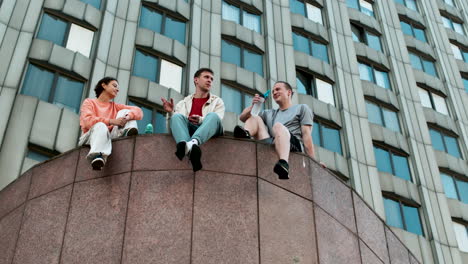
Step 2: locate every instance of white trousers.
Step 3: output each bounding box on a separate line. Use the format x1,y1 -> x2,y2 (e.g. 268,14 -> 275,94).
79,109 -> 138,162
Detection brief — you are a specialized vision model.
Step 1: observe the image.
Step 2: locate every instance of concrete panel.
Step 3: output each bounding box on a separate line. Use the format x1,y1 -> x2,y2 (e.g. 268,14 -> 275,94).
49,44 -> 74,71
128,76 -> 149,99
96,11 -> 115,62
177,0 -> 190,19
0,28 -> 19,84
127,0 -> 141,22
43,0 -> 65,10
9,0 -> 29,30
0,87 -> 16,145
21,0 -> 44,33
55,108 -> 79,153
72,52 -> 92,79
107,17 -> 125,67
4,32 -> 32,88
153,33 -> 173,57
30,101 -> 61,150
28,39 -> 53,61
0,0 -> 16,24
84,3 -> 102,29
62,0 -> 86,20
0,95 -> 38,190
119,21 -> 137,70
147,82 -> 169,105
172,40 -> 188,63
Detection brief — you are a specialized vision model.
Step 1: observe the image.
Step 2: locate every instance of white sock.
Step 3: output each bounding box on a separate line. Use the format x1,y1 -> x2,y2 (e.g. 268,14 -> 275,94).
185,139 -> 199,155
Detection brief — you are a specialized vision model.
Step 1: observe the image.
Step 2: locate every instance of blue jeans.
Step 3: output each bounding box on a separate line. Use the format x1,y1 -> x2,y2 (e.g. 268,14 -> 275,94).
170,112 -> 223,145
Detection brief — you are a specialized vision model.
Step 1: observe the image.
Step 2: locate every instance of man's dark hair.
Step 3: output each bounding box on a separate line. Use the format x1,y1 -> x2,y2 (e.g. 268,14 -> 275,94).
94,77 -> 118,98
194,68 -> 214,78
275,81 -> 294,97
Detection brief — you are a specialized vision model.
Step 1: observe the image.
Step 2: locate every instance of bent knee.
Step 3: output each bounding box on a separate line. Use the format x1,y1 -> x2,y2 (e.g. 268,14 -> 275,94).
93,122 -> 108,130
205,112 -> 220,121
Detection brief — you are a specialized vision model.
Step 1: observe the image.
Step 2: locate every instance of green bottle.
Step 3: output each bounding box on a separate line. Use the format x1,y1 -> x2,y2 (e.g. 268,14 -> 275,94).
145,123 -> 154,134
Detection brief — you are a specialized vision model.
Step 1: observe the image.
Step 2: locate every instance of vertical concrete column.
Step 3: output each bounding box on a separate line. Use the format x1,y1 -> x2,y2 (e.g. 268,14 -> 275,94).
325,0 -> 385,216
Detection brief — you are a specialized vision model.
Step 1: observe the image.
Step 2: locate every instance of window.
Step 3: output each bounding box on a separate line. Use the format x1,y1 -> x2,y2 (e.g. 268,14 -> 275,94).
37,12 -> 94,57
21,64 -> 84,113
444,0 -> 456,7
453,221 -> 468,252
441,172 -> 468,203
296,70 -> 334,106
418,86 -> 449,115
462,75 -> 468,93
221,39 -> 264,76
409,52 -> 438,77
383,196 -> 423,235
394,0 -> 417,11
358,62 -> 391,89
312,120 -> 342,155
450,43 -> 468,62
289,0 -> 323,25
80,0 -> 101,9
292,31 -> 329,63
429,126 -> 462,158
139,4 -> 187,44
132,49 -> 183,93
400,20 -> 427,42
129,101 -> 167,134
351,23 -> 382,51
346,0 -> 374,17
373,145 -> 411,181
22,145 -> 58,173
221,83 -> 258,115
222,1 -> 261,33
366,100 -> 401,132
441,15 -> 465,35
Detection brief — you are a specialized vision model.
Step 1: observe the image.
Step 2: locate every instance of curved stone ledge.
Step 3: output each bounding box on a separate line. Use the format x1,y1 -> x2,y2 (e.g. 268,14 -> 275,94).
0,134 -> 421,264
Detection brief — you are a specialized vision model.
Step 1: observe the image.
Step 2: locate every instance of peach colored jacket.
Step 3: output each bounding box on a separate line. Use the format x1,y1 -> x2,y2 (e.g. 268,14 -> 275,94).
79,98 -> 143,133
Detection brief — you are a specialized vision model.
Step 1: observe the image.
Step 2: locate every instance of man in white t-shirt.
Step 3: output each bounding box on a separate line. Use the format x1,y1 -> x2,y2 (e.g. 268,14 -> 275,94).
235,81 -> 324,179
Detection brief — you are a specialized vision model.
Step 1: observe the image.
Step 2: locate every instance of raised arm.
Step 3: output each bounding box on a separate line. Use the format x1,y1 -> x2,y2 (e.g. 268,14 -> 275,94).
239,94 -> 262,122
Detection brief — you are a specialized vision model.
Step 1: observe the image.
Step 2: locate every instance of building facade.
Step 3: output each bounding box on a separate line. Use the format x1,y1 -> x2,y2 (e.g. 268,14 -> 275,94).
0,0 -> 467,262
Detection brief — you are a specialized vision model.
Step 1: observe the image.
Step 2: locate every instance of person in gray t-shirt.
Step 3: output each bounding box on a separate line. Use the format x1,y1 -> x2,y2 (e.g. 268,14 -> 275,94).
234,81 -> 324,180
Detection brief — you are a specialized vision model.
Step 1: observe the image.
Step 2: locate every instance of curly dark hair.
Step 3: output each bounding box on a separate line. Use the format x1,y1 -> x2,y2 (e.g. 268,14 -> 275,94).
94,77 -> 118,98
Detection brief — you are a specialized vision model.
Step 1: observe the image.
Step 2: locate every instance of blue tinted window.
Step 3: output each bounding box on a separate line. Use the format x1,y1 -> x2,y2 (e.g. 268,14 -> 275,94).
244,49 -> 264,76
394,0 -> 405,5
400,21 -> 413,36
139,6 -> 162,33
21,64 -> 55,101
405,0 -> 418,11
297,77 -> 308,95
422,59 -> 437,77
392,154 -> 411,181
444,135 -> 461,158
155,111 -> 167,133
221,40 -> 241,66
409,53 -> 423,70
359,63 -> 374,82
312,121 -> 320,147
243,11 -> 261,33
165,16 -> 186,44
54,76 -> 84,113
414,28 -> 427,42
26,150 -> 50,162
462,51 -> 468,62
384,198 -> 404,229
322,125 -> 342,155
221,84 -> 242,114
293,32 -> 311,55
374,70 -> 391,89
37,13 -> 68,46
441,173 -> 459,200
131,102 -> 153,133
80,0 -> 101,9
374,146 -> 393,174
133,50 -> 158,82
290,0 -> 306,16
429,129 -> 445,152
403,205 -> 423,235
222,1 -> 240,24
463,77 -> 468,93
311,41 -> 329,63
383,108 -> 400,132
366,33 -> 382,51
366,101 -> 383,126
456,180 -> 468,203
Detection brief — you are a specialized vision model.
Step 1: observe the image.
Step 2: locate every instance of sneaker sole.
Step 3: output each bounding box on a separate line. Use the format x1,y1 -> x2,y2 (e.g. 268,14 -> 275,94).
189,145 -> 202,172
175,142 -> 186,161
91,158 -> 105,170
274,163 -> 289,180
126,127 -> 138,137
233,126 -> 250,139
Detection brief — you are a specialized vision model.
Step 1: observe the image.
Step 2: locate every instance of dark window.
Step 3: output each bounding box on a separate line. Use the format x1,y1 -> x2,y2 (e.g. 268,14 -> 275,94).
383,196 -> 423,235
351,23 -> 382,51
312,120 -> 342,155
21,64 -> 84,113
221,83 -> 258,115
139,3 -> 187,44
292,31 -> 329,63
409,52 -> 437,77
462,75 -> 468,93
221,39 -> 264,76
374,145 -> 411,181
429,126 -> 462,158
129,100 -> 167,134
400,20 -> 427,42
296,70 -> 335,106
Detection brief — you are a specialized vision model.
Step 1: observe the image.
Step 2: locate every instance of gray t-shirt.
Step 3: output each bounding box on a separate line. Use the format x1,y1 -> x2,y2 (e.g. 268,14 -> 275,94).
259,104 -> 314,143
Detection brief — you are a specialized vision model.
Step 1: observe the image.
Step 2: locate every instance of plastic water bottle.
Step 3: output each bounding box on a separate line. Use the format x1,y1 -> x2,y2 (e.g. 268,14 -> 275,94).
145,123 -> 154,134
250,95 -> 265,116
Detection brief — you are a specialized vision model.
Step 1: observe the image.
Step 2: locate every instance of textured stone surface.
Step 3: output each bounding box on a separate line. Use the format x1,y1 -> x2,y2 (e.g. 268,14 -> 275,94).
386,228 -> 410,264
28,150 -> 78,199
13,186 -> 72,264
76,137 -> 135,181
315,206 -> 361,264
122,171 -> 193,264
200,138 -> 257,176
192,171 -> 258,264
354,193 -> 389,263
0,205 -> 24,264
312,161 -> 356,232
360,240 -> 384,264
60,174 -> 130,264
259,179 -> 317,264
257,143 -> 313,200
133,135 -> 192,171
0,170 -> 30,219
